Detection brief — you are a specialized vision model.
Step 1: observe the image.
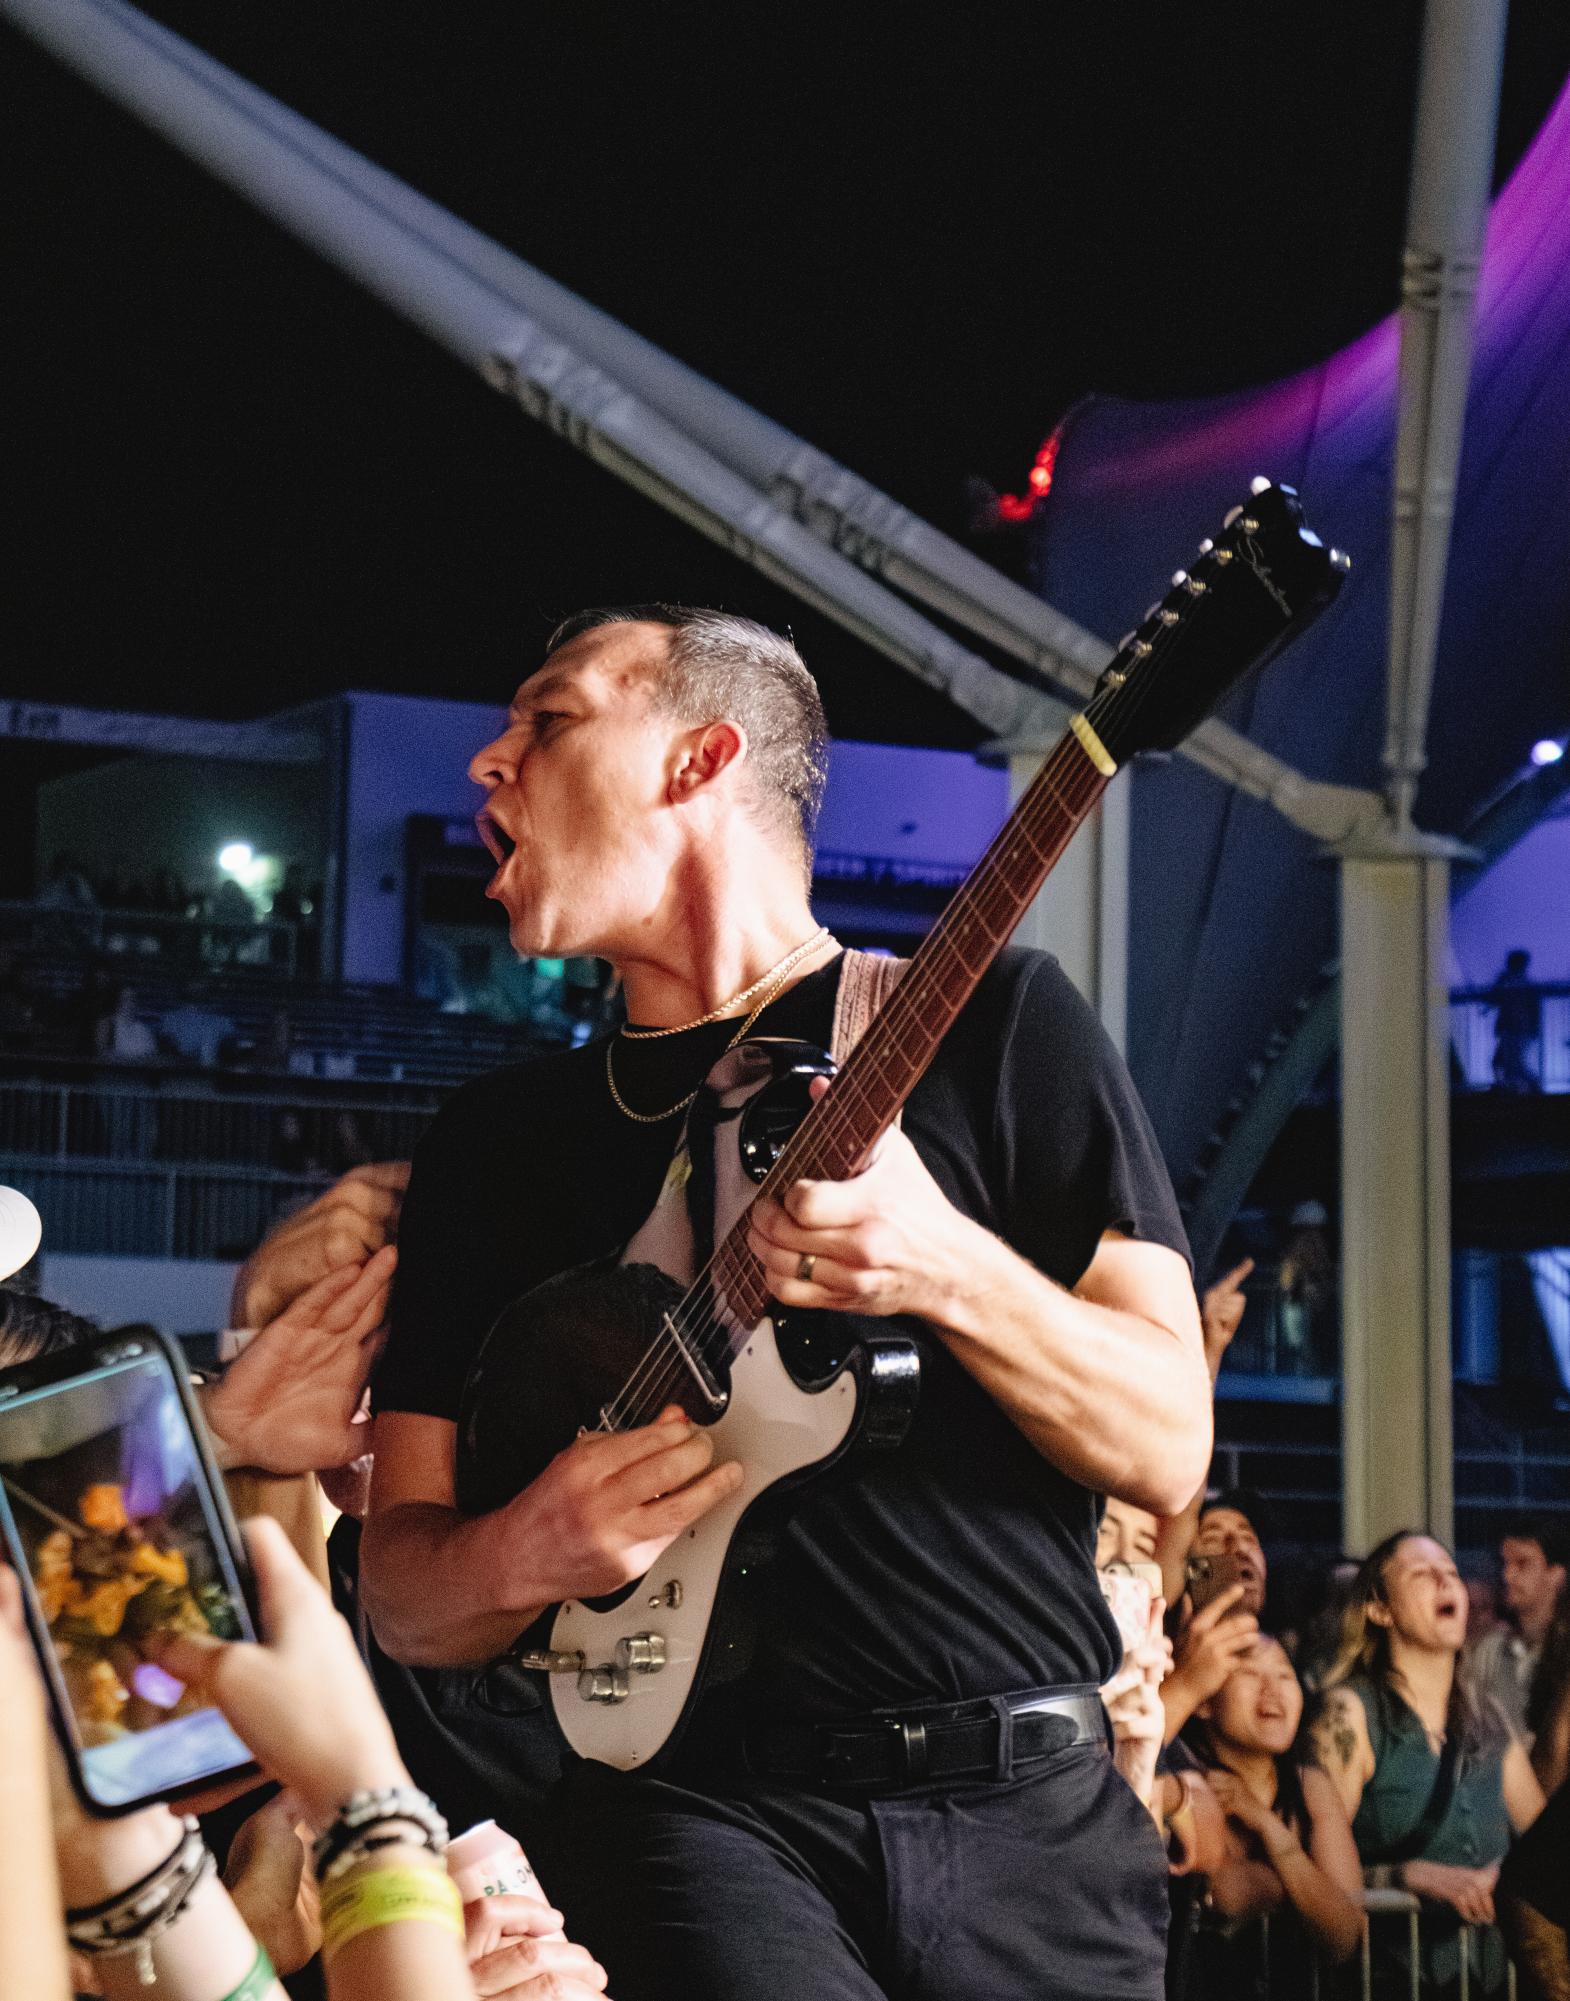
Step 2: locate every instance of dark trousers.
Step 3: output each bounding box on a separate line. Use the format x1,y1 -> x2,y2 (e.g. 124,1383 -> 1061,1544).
545,1740 -> 1169,2001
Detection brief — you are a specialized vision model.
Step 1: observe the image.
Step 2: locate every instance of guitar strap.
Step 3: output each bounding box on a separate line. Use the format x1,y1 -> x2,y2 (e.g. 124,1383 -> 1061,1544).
621,949 -> 909,1290
830,948 -> 910,1066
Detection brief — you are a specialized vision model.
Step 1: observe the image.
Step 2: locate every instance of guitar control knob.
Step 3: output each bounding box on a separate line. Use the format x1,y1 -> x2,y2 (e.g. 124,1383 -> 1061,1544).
577,1664 -> 630,1705
615,1632 -> 667,1675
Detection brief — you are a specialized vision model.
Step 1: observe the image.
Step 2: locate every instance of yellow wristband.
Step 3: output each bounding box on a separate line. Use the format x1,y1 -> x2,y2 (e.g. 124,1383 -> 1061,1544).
319,1866 -> 464,1961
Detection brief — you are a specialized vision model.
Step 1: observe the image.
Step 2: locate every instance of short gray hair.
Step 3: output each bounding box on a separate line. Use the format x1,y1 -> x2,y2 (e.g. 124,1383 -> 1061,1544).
544,605 -> 828,871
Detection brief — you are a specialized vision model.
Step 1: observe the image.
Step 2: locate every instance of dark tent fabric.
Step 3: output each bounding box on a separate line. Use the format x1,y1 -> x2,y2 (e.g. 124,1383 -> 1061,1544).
1028,77 -> 1570,1205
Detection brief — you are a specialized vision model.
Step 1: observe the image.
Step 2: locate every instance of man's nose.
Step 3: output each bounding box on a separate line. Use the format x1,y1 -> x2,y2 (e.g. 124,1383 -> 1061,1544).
469,728 -> 520,789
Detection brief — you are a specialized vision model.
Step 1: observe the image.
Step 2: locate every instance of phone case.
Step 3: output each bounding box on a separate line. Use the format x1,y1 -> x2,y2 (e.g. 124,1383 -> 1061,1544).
0,1326 -> 262,1817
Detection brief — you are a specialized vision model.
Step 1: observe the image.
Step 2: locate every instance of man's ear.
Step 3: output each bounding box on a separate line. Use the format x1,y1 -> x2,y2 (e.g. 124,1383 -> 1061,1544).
668,721 -> 746,804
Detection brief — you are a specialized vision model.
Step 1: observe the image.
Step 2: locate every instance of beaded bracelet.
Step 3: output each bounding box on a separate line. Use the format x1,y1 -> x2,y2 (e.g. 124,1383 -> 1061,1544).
312,1786 -> 449,1883
66,1821 -> 214,1987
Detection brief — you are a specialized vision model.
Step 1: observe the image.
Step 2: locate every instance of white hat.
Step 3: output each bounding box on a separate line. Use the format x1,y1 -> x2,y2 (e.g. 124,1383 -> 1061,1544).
0,1186 -> 43,1285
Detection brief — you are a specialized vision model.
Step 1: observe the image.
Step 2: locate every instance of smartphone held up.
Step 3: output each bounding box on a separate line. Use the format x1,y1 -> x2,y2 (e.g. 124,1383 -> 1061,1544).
0,1328 -> 259,1814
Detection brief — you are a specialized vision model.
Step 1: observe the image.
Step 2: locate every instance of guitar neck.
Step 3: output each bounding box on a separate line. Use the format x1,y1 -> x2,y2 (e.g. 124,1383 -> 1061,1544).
713,726 -> 1111,1326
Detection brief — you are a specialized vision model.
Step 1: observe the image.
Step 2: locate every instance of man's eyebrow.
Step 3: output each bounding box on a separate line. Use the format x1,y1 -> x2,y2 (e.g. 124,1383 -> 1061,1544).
507,672 -> 580,721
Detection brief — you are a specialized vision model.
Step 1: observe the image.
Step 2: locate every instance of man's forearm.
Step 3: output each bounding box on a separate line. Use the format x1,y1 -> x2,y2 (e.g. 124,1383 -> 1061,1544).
934,1229 -> 1211,1515
360,1501 -> 544,1668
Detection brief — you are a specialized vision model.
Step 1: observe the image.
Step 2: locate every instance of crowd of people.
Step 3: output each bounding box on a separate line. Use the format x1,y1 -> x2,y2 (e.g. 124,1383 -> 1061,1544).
1091,1256 -> 1568,1999
0,1171 -> 1563,2001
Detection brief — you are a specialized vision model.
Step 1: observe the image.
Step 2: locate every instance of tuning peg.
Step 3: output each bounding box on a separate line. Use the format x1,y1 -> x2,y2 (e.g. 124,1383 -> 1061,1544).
1249,475 -> 1272,495
1196,538 -> 1214,554
1171,569 -> 1188,587
1159,609 -> 1181,627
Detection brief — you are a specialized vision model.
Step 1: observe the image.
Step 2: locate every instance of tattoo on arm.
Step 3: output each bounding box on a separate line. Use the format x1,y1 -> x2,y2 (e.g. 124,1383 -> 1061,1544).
1309,1695 -> 1359,1772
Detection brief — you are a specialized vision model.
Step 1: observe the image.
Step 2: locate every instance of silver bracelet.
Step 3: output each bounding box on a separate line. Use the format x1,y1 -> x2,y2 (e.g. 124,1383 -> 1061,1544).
66,1818 -> 214,1986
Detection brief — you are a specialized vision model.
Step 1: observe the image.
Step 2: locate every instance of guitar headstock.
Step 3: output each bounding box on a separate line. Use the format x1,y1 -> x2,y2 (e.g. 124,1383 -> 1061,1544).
1087,479 -> 1349,765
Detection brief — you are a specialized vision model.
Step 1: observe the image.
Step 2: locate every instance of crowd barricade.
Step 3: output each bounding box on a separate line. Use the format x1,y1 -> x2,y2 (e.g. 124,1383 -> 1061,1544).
1212,1894 -> 1516,2000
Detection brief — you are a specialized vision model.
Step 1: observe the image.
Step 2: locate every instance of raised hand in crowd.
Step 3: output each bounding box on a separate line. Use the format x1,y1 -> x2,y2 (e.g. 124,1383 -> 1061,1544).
1200,1257 -> 1253,1383
202,1246 -> 396,1474
1160,1581 -> 1259,1743
150,1517 -> 410,1821
1101,1593 -> 1170,1810
230,1161 -> 410,1331
222,1795 -> 321,1978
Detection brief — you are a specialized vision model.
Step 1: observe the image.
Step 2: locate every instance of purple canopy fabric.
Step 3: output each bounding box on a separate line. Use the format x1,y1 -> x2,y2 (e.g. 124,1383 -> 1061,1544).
1028,77 -> 1570,1200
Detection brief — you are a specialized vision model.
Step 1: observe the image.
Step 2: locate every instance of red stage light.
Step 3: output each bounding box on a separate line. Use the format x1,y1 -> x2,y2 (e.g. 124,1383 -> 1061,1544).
998,425 -> 1063,520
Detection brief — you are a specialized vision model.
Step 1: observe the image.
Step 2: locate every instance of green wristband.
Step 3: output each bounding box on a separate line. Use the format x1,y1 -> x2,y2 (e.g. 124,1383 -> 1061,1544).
221,1942 -> 276,2001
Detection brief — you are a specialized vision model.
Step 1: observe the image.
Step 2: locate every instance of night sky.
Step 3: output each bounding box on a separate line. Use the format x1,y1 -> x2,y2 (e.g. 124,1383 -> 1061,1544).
7,2 -> 1570,749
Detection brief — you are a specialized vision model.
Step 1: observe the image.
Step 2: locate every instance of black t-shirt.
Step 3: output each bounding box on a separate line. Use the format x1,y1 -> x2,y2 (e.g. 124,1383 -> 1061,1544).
376,947 -> 1189,1725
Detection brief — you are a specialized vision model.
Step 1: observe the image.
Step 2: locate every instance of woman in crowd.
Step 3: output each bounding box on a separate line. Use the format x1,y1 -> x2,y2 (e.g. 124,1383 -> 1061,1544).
1313,1530 -> 1546,1994
1179,1634 -> 1363,1994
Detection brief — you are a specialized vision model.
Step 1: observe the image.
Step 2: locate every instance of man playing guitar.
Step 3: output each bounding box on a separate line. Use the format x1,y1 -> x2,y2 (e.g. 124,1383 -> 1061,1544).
363,605 -> 1211,2000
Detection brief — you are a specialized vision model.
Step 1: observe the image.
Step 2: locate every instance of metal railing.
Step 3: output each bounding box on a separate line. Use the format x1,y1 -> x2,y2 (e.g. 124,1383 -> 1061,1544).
0,896 -> 300,977
1206,1894 -> 1516,2000
0,1077 -> 434,1171
1209,1429 -> 1570,1527
1450,981 -> 1570,1093
1,1155 -> 330,1259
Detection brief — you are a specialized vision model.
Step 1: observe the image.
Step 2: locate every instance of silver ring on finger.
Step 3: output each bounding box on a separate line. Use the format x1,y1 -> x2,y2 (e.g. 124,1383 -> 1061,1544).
796,1252 -> 817,1284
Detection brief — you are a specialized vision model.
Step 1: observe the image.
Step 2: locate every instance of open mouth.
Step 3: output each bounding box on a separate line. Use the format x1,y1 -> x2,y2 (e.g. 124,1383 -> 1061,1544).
476,808 -> 517,870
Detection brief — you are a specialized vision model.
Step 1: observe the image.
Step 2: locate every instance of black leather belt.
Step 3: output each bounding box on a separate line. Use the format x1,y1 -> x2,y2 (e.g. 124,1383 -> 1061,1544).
743,1684 -> 1107,1794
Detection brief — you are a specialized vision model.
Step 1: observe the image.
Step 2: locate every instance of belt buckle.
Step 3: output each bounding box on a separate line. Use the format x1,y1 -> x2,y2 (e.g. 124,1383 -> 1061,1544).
880,1714 -> 931,1786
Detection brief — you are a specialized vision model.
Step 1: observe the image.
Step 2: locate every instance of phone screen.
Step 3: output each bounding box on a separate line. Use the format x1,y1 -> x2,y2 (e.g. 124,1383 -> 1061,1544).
0,1335 -> 257,1809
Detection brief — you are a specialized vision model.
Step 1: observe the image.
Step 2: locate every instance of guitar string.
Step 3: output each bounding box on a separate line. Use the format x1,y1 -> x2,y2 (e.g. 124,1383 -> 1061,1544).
601,554 -> 1243,1430
600,620 -> 1180,1432
601,720 -> 1111,1430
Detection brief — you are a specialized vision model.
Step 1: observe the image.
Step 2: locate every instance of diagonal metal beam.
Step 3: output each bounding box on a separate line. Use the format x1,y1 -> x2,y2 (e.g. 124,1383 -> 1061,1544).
2,0 -> 1382,842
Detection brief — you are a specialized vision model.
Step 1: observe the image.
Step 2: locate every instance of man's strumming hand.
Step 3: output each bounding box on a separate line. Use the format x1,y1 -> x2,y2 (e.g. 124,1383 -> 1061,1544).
500,1407 -> 744,1606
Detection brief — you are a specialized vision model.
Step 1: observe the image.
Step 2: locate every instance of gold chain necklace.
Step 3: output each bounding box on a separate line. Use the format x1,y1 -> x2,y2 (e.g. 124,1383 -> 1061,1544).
618,927 -> 831,1040
605,931 -> 835,1123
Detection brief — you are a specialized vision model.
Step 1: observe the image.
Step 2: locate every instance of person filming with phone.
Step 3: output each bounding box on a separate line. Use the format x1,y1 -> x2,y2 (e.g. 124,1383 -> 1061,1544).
1161,1508 -> 1267,1746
